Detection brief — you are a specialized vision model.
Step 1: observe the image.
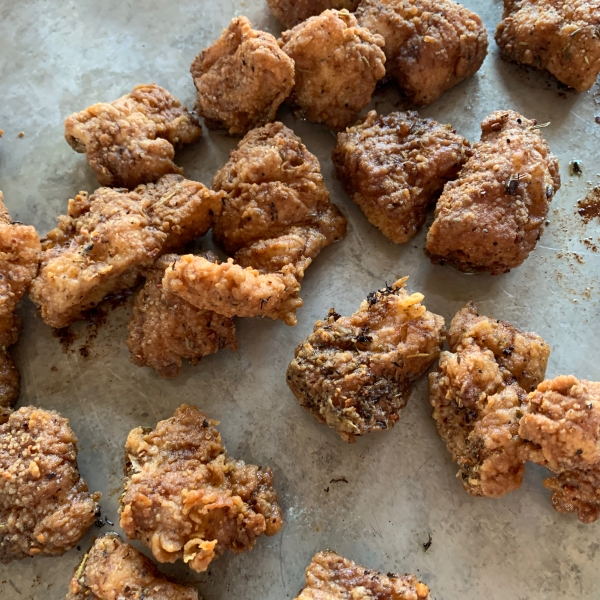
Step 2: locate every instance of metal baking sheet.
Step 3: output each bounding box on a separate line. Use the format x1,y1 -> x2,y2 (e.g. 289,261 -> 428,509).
1,0 -> 599,598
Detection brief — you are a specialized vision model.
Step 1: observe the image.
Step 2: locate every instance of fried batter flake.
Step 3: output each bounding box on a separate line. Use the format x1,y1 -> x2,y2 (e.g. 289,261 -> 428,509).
280,10 -> 386,131
120,405 -> 283,573
287,278 -> 445,442
357,0 -> 488,105
333,110 -> 472,243
268,0 -> 360,29
0,406 -> 100,563
426,110 -> 560,274
64,84 -> 202,189
191,17 -> 295,135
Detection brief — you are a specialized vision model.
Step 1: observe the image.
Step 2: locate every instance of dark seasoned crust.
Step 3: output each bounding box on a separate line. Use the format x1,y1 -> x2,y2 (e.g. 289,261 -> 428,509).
0,314 -> 21,409
544,466 -> 600,524
426,110 -> 560,274
333,110 -> 472,243
268,0 -> 360,29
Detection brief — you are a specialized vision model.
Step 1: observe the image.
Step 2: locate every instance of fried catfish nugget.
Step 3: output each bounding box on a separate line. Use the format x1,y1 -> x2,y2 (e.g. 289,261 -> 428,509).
67,534 -> 199,600
496,0 -> 600,92
429,302 -> 550,497
280,10 -> 386,131
30,175 -> 222,329
357,0 -> 488,105
333,111 -> 472,243
127,253 -> 237,378
0,407 -> 100,563
268,0 -> 360,29
287,279 -> 444,442
191,17 -> 294,135
65,84 -> 202,189
120,405 -> 282,573
426,111 -> 560,274
295,551 -> 431,600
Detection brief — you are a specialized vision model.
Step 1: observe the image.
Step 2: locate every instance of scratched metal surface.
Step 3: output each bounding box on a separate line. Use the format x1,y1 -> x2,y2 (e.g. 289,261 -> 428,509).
1,0 -> 599,598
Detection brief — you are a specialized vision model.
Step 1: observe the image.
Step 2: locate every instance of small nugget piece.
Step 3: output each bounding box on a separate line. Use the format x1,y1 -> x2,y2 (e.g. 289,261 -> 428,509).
357,0 -> 488,105
429,302 -> 550,497
30,175 -> 223,329
191,17 -> 295,135
280,10 -> 386,131
333,110 -> 472,243
67,533 -> 199,600
496,0 -> 600,92
287,279 -> 445,442
120,405 -> 283,572
0,406 -> 100,563
295,551 -> 431,600
426,110 -> 560,274
268,0 -> 360,29
65,84 -> 202,189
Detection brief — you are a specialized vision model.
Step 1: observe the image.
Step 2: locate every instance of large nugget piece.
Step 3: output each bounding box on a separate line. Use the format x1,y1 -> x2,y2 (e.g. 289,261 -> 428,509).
295,551 -> 432,600
191,17 -> 295,135
280,10 -> 386,131
357,0 -> 488,105
67,533 -> 199,600
333,111 -> 472,243
426,110 -> 560,274
30,175 -> 222,329
64,84 -> 203,189
0,406 -> 100,563
429,303 -> 550,497
287,279 -> 445,442
268,0 -> 360,29
120,405 -> 283,573
495,0 -> 600,92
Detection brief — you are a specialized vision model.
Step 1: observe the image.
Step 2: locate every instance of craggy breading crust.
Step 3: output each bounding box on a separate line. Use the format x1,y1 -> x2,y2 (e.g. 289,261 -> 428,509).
127,253 -> 237,378
120,405 -> 283,573
0,406 -> 100,563
333,110 -> 472,243
30,175 -> 223,329
191,17 -> 295,135
280,10 -> 386,131
429,302 -> 550,497
357,0 -> 488,105
268,0 -> 360,29
64,84 -> 202,189
426,110 -> 560,274
67,533 -> 199,600
295,551 -> 431,600
287,278 -> 445,442
495,0 -> 600,92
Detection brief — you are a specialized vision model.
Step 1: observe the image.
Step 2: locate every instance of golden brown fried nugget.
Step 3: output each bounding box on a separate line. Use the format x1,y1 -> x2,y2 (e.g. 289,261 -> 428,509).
30,175 -> 222,329
295,551 -> 432,600
120,405 -> 282,573
429,302 -> 550,497
287,278 -> 445,442
333,110 -> 472,243
67,533 -> 199,600
268,0 -> 360,28
357,0 -> 488,105
64,84 -> 202,189
0,407 -> 100,563
191,17 -> 294,135
280,10 -> 386,131
426,110 -> 560,274
496,0 -> 600,92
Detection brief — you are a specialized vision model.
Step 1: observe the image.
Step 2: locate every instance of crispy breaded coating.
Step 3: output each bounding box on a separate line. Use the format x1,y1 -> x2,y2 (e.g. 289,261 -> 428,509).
357,0 -> 488,105
280,10 -> 386,131
426,110 -> 560,274
67,533 -> 199,600
127,253 -> 237,378
119,405 -> 283,573
191,17 -> 294,136
543,466 -> 600,524
287,278 -> 445,442
64,84 -> 202,189
0,314 -> 21,410
268,0 -> 361,29
429,302 -> 550,497
30,175 -> 223,329
295,551 -> 431,600
0,406 -> 100,563
333,110 -> 472,243
496,0 -> 600,92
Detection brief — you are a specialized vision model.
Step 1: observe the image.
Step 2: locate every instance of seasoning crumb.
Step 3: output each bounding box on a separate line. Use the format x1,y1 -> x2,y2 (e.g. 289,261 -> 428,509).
423,533 -> 432,552
329,477 -> 349,484
578,188 -> 600,224
570,160 -> 583,176
17,132 -> 24,138
596,116 -> 600,125
0,129 -> 3,137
